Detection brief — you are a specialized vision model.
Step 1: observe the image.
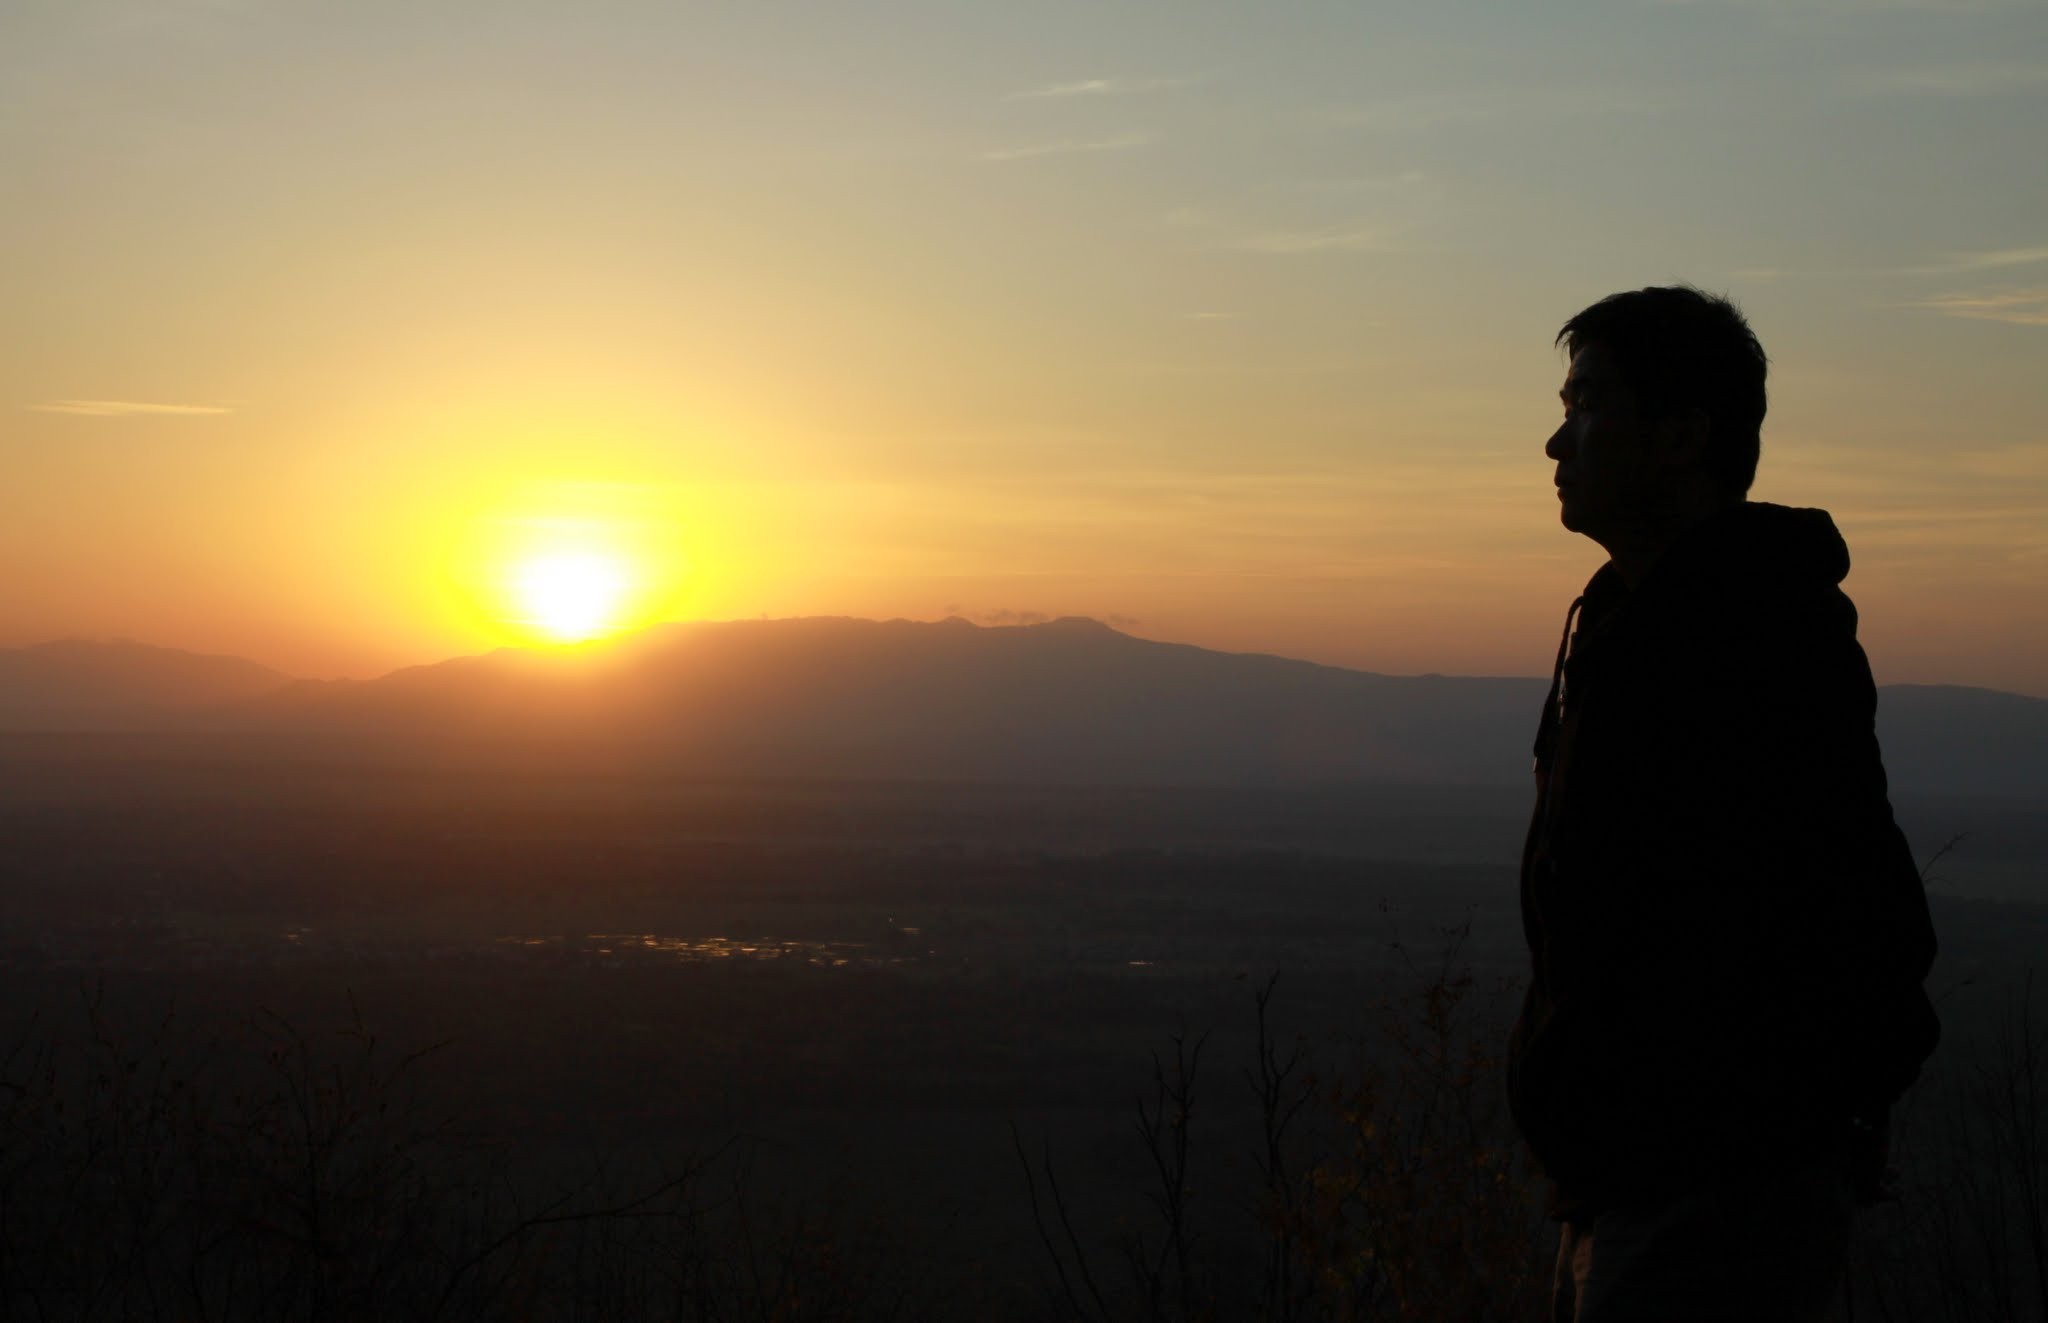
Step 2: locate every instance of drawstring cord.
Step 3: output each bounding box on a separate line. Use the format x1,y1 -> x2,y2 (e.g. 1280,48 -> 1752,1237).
1533,594 -> 1586,770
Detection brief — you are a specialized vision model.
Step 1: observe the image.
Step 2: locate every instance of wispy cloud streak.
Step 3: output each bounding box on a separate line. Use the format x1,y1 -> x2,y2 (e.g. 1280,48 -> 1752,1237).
29,400 -> 235,417
1226,226 -> 1390,255
1318,86 -> 1658,131
981,132 -> 1152,162
1730,247 -> 2048,281
1927,246 -> 2048,273
1851,62 -> 2048,97
1007,77 -> 1183,100
1909,289 -> 2048,326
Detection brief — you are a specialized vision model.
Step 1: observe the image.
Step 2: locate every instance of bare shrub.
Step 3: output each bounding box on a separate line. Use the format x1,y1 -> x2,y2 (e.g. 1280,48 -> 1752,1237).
1841,966 -> 2048,1323
1016,918 -> 1550,1322
1293,918 -> 1548,1322
0,986 -> 926,1322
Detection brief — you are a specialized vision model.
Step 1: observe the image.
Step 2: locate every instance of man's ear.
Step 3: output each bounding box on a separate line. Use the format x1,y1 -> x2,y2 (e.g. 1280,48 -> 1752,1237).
1654,408 -> 1712,468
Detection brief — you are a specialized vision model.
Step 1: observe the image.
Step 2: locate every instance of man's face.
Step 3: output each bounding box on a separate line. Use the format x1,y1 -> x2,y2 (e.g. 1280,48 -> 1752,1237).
1545,343 -> 1663,545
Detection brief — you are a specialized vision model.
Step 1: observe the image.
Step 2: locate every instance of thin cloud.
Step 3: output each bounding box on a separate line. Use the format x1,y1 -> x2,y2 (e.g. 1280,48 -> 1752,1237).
980,132 -> 1152,162
1728,247 -> 2048,281
1318,87 -> 1659,132
1317,99 -> 1489,133
1908,288 -> 2048,327
29,399 -> 234,417
1926,246 -> 2048,273
1273,170 -> 1435,194
1226,226 -> 1391,255
1007,77 -> 1184,100
1850,62 -> 2048,97
1657,0 -> 2023,14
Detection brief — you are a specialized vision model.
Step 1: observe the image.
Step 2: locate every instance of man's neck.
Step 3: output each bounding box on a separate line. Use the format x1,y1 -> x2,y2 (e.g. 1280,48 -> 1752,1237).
1597,496 -> 1738,590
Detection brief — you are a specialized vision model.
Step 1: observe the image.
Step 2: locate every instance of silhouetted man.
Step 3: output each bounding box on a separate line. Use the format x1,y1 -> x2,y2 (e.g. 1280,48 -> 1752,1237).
1508,286 -> 1939,1322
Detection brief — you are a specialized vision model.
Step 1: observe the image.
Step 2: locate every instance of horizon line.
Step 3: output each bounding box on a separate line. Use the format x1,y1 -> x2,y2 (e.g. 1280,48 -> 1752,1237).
4,617 -> 2044,702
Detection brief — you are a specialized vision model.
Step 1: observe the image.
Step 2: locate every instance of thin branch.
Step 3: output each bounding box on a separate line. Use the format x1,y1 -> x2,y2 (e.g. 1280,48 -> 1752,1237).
1010,1121 -> 1102,1323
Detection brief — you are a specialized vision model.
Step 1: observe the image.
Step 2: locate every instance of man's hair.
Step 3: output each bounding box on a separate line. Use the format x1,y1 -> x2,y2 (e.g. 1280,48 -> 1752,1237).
1556,285 -> 1768,499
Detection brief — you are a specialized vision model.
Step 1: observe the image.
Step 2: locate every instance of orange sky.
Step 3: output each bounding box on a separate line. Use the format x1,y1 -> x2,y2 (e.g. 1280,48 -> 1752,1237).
5,2 -> 2045,695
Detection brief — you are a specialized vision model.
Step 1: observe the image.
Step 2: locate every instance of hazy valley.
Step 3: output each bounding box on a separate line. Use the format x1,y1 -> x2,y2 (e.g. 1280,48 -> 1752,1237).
1,619 -> 2041,1318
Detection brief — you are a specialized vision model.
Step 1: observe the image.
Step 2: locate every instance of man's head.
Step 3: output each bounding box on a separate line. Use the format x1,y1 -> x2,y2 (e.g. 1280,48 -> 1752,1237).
1545,285 -> 1767,550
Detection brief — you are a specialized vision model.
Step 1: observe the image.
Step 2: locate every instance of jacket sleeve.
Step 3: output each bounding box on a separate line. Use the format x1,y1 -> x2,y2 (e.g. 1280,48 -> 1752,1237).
1730,585 -> 1940,1108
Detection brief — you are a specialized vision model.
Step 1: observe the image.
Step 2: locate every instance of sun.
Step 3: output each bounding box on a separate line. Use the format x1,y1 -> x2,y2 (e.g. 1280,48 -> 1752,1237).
511,550 -> 631,643
450,486 -> 701,648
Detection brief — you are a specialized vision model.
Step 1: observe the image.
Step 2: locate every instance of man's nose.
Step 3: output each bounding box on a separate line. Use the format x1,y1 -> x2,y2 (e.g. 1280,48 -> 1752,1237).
1545,422 -> 1572,462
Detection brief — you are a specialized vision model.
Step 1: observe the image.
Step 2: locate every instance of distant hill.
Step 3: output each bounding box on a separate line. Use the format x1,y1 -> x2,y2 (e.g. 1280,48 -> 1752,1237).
219,616 -> 1554,786
3,621 -> 2043,795
0,639 -> 295,727
1862,685 -> 2048,798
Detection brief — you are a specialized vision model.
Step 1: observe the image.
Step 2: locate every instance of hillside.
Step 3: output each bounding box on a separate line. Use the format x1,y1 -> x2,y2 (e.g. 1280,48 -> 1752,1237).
4,621 -> 2043,794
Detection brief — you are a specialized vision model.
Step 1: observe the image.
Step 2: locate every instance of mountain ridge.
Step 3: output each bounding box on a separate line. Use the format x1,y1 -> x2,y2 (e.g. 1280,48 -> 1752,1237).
0,637 -> 296,723
1,621 -> 2041,795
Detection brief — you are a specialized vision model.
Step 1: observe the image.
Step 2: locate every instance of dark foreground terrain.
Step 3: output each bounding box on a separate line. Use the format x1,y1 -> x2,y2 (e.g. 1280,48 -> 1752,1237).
0,733 -> 2041,1319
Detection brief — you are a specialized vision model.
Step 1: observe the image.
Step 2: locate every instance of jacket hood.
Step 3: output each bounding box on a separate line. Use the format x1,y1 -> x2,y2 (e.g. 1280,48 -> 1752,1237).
1537,500 -> 1856,766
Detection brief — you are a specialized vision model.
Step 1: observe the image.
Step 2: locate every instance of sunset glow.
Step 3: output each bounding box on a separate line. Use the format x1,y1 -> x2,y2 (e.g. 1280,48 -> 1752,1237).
2,3 -> 2043,693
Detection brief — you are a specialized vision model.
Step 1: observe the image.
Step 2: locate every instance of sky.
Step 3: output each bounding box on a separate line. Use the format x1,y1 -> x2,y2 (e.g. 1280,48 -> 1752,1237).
4,0 -> 2046,694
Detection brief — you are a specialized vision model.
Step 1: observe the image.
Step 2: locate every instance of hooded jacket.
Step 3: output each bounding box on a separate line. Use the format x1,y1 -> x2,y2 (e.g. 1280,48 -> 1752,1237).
1507,501 -> 1939,1219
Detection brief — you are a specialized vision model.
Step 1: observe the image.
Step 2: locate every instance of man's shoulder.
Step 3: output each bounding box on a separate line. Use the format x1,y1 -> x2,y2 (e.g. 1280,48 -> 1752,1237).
1633,503 -> 1862,647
